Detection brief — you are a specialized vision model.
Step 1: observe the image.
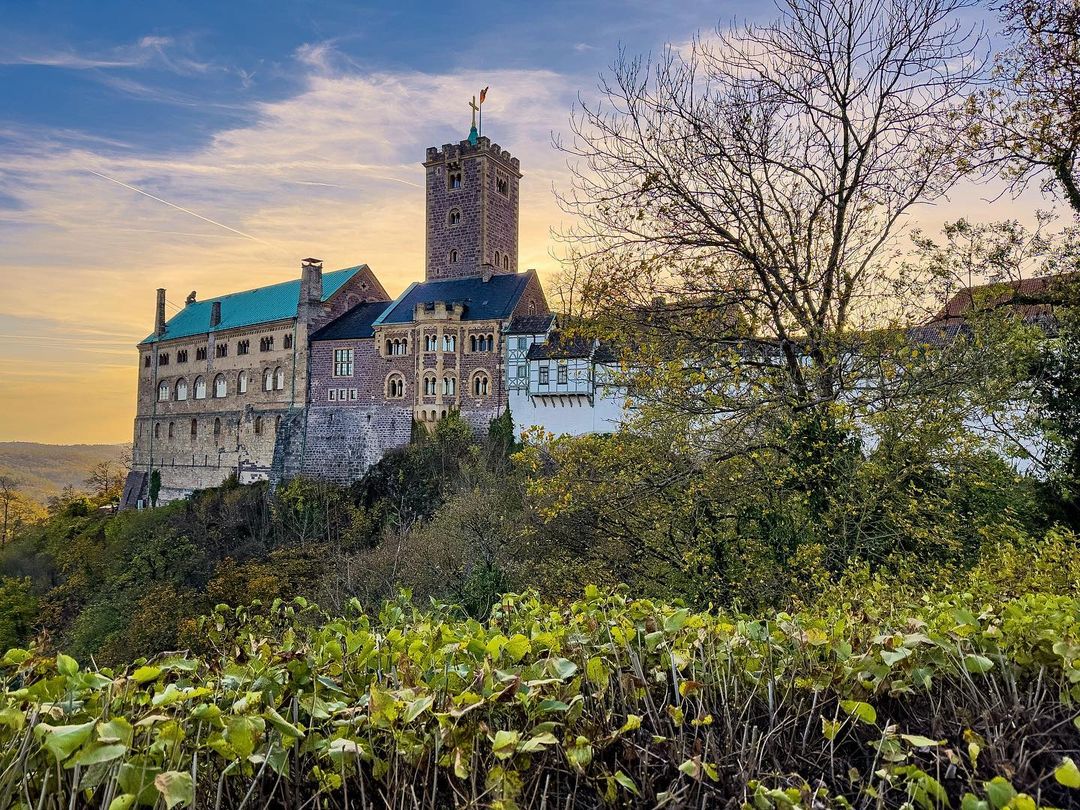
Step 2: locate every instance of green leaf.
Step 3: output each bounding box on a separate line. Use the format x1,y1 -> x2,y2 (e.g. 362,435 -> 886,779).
72,743 -> 128,766
822,717 -> 841,741
549,658 -> 578,680
963,654 -> 994,674
585,656 -> 607,685
881,648 -> 911,666
613,770 -> 640,796
518,732 -> 558,753
155,771 -> 194,809
264,706 -> 305,739
2,648 -> 31,666
492,729 -> 520,760
56,653 -> 78,676
504,634 -> 531,662
131,665 -> 162,684
403,695 -> 434,724
663,608 -> 689,633
97,717 -> 134,746
108,796 -> 136,810
899,734 -> 940,748
1054,757 -> 1080,788
985,776 -> 1016,809
36,719 -> 95,762
839,700 -> 877,725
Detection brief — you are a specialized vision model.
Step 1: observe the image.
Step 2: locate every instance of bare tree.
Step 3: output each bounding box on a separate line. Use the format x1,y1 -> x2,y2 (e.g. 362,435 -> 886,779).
971,0 -> 1080,213
85,461 -> 123,502
556,0 -> 985,436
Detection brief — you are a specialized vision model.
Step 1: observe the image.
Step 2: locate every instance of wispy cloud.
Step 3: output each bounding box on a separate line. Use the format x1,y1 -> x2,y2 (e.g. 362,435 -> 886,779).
0,45 -> 579,441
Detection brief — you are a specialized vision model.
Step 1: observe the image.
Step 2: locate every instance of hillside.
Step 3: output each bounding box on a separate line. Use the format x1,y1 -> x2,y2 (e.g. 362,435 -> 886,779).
0,442 -> 129,503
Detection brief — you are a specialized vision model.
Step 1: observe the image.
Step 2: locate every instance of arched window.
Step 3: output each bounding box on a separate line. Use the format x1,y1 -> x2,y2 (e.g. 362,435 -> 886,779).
504,255 -> 509,271
487,334 -> 495,351
385,339 -> 392,356
254,416 -> 263,435
275,415 -> 282,432
423,375 -> 436,397
213,374 -> 227,398
214,418 -> 222,436
448,208 -> 461,226
194,376 -> 206,400
154,422 -> 161,439
425,334 -> 437,352
283,334 -> 293,350
175,379 -> 188,401
274,367 -> 285,390
237,371 -> 248,394
385,374 -> 405,399
495,250 -> 501,267
449,249 -> 458,264
168,422 -> 175,439
263,369 -> 273,392
190,419 -> 198,437
470,335 -> 477,352
158,381 -> 169,402
442,375 -> 456,396
472,371 -> 490,396
448,171 -> 462,189
442,335 -> 456,352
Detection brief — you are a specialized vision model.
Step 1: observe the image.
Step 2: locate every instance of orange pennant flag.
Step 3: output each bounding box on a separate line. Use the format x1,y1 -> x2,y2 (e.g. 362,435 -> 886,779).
479,86 -> 488,105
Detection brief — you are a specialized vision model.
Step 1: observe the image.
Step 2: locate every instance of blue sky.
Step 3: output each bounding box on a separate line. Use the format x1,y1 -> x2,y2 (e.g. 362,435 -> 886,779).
0,0 -> 1043,443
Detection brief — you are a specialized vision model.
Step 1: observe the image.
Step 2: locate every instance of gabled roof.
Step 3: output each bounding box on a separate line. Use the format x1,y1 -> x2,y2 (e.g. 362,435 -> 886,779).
373,272 -> 533,326
929,273 -> 1079,327
311,300 -> 390,341
506,313 -> 556,335
141,266 -> 365,344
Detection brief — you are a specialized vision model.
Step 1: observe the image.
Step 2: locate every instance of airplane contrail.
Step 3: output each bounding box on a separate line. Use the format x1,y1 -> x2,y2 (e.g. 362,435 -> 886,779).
85,169 -> 287,252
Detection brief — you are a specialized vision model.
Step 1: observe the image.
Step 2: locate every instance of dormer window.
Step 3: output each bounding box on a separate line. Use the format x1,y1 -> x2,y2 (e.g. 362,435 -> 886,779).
448,209 -> 461,226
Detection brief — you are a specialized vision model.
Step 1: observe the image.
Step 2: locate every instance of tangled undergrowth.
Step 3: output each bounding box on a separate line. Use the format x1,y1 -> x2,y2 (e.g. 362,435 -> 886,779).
0,585 -> 1078,809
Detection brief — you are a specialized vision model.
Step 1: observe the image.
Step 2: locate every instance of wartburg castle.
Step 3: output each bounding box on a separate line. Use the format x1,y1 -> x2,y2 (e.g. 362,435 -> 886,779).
121,112 -> 623,507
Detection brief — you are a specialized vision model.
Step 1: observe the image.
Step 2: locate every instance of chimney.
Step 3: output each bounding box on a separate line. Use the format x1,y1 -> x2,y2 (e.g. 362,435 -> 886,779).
210,301 -> 222,327
300,258 -> 324,303
155,288 -> 167,336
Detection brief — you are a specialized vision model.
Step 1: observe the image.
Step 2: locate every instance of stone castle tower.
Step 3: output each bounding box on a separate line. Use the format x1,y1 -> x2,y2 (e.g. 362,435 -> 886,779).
423,135 -> 521,281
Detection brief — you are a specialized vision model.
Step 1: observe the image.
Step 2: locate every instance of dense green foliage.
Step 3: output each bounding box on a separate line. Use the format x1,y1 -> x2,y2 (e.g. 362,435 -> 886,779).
0,575 -> 1078,809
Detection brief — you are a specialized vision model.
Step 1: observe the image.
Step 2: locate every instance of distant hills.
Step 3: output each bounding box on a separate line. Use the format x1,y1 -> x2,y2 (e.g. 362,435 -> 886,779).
0,442 -> 130,503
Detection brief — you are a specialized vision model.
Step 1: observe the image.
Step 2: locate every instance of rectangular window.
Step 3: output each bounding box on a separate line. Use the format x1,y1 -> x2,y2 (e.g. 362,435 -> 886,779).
333,349 -> 354,377
515,364 -> 526,379
329,389 -> 337,401
557,362 -> 568,384
516,337 -> 527,350
338,388 -> 348,401
538,365 -> 549,385
348,389 -> 358,401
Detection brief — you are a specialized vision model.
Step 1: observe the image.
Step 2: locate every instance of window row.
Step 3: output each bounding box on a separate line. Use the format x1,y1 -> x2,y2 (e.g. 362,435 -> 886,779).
422,334 -> 459,352
143,334 -> 293,368
156,368 -> 285,401
384,338 -> 409,357
493,251 -> 510,271
537,361 -> 569,385
152,414 -> 280,440
327,388 -> 358,402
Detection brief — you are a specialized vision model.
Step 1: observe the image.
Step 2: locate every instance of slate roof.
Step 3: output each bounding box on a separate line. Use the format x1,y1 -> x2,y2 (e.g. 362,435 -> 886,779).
310,300 -> 390,341
505,313 -> 556,335
373,272 -> 533,326
527,332 -> 617,363
141,266 -> 365,344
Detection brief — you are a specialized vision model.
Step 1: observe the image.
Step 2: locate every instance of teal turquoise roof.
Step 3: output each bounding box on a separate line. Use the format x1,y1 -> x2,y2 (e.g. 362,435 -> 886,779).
141,266 -> 364,344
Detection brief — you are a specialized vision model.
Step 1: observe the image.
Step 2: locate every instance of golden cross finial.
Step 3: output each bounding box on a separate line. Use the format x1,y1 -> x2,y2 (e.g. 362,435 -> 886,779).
469,95 -> 479,129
